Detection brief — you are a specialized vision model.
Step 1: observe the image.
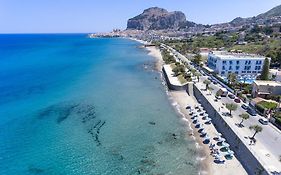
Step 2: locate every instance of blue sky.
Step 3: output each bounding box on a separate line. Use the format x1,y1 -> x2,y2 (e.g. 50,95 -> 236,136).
0,0 -> 280,33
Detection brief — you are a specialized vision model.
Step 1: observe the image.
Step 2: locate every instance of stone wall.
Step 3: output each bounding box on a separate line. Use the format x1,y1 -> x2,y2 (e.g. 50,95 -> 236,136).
193,84 -> 269,175
162,67 -> 188,91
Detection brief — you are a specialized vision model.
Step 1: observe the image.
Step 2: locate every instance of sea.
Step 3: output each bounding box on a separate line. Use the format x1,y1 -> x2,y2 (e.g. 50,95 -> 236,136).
0,34 -> 199,175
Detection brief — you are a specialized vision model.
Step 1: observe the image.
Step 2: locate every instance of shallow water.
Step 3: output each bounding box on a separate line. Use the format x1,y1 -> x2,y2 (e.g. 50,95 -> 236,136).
0,35 -> 199,175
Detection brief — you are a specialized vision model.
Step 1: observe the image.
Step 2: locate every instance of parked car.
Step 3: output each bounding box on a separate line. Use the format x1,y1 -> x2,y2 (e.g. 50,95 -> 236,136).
241,104 -> 248,110
259,118 -> 269,125
215,95 -> 221,100
247,108 -> 257,116
218,88 -> 228,97
234,98 -> 241,103
228,93 -> 235,99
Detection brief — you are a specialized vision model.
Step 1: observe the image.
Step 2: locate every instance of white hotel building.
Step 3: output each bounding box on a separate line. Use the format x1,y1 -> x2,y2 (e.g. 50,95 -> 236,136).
207,51 -> 270,79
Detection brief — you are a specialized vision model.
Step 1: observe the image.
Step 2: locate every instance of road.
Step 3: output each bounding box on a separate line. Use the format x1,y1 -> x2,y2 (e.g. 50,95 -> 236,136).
202,75 -> 281,161
161,43 -> 281,171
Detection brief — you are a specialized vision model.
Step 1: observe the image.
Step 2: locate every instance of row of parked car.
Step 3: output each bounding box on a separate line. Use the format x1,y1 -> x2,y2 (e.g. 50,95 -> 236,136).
229,94 -> 269,125
205,74 -> 269,125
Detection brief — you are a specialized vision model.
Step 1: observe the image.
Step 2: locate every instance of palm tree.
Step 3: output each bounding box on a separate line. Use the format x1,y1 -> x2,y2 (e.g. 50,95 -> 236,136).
249,125 -> 263,139
190,68 -> 196,76
203,80 -> 211,90
194,72 -> 201,82
239,113 -> 250,126
228,72 -> 237,85
225,103 -> 238,116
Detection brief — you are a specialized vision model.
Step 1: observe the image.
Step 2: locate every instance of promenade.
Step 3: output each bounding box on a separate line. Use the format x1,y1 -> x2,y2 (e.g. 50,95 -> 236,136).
161,43 -> 281,174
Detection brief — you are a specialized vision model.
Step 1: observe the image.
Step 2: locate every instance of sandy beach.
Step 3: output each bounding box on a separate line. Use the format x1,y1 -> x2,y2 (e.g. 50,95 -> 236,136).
133,38 -> 247,175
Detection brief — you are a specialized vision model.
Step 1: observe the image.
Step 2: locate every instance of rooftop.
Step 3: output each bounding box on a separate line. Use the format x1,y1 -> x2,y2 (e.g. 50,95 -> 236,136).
253,80 -> 281,86
209,51 -> 268,60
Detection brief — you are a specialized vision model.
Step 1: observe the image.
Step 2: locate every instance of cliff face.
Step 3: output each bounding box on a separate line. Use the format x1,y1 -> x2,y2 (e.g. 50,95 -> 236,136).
127,7 -> 191,30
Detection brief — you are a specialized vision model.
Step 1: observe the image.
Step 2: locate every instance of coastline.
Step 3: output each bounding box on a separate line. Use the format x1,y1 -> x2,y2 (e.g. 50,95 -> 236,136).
132,38 -> 211,174
133,38 -> 247,175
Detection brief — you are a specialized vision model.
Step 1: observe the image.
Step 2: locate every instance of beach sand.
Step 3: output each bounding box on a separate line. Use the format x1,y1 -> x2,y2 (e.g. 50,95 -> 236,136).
134,38 -> 247,175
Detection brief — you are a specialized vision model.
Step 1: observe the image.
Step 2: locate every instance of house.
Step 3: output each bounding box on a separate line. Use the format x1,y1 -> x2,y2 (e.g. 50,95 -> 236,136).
207,51 -> 270,79
252,80 -> 281,98
269,69 -> 281,82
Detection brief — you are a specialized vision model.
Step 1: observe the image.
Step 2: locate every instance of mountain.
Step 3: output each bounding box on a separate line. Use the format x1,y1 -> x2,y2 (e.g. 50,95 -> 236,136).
126,7 -> 195,30
257,4 -> 281,19
228,4 -> 281,27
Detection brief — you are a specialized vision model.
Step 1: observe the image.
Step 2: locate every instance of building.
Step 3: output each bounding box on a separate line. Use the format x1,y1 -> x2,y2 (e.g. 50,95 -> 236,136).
252,80 -> 281,98
270,69 -> 281,82
207,51 -> 270,78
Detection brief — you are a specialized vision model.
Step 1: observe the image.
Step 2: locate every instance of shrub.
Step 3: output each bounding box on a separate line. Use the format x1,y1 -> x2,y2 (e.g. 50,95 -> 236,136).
257,101 -> 278,110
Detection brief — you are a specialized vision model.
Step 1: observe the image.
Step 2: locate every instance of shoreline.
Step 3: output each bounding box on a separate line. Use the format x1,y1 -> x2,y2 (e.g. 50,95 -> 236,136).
131,38 -> 211,174
133,38 -> 247,175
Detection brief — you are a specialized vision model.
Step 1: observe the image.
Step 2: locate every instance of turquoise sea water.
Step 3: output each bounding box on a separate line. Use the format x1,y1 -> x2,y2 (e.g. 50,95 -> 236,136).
0,35 -> 199,175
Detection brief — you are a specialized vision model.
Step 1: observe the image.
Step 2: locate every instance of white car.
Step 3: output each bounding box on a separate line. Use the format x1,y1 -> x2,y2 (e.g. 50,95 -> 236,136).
259,118 -> 269,125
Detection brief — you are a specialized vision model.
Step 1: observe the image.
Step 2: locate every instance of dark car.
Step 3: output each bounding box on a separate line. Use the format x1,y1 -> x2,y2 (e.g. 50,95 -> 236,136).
247,108 -> 257,116
228,94 -> 235,99
234,98 -> 241,103
241,104 -> 248,110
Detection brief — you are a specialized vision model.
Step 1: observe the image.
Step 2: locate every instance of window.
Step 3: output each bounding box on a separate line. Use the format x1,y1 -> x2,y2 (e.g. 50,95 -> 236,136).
229,61 -> 233,64
252,71 -> 257,73
248,61 -> 251,64
236,66 -> 240,70
242,71 -> 246,73
247,71 -> 251,73
244,66 -> 247,70
222,66 -> 225,70
229,66 -> 232,70
235,71 -> 239,74
223,61 -> 226,64
221,71 -> 225,75
236,61 -> 240,64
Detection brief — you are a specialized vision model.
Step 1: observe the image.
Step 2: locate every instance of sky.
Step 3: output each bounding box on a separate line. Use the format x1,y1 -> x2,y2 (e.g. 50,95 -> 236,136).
0,0 -> 280,33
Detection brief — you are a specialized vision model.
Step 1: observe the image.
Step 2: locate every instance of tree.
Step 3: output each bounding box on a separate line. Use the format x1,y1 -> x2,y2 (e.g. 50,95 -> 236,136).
249,125 -> 263,139
260,58 -> 270,80
194,72 -> 201,82
239,113 -> 250,126
228,72 -> 237,85
203,80 -> 211,90
193,54 -> 202,65
225,103 -> 238,116
190,68 -> 196,76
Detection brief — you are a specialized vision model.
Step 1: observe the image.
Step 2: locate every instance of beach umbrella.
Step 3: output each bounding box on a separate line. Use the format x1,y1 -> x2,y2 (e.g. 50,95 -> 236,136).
204,113 -> 209,117
221,142 -> 230,148
226,150 -> 234,156
195,123 -> 201,127
205,118 -> 212,123
198,124 -> 204,130
217,137 -> 226,142
216,133 -> 222,137
203,134 -> 210,140
201,129 -> 207,135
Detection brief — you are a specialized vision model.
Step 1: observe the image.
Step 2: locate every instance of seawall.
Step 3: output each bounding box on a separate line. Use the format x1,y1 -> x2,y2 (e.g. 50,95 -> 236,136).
162,66 -> 188,91
193,83 -> 269,175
